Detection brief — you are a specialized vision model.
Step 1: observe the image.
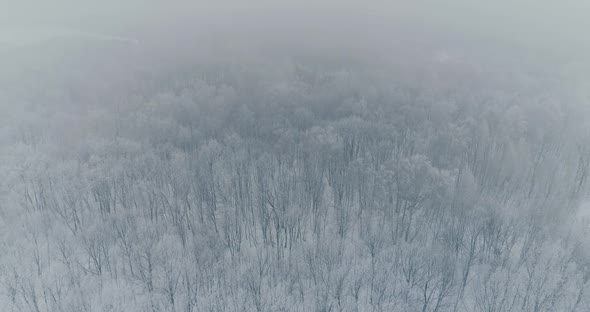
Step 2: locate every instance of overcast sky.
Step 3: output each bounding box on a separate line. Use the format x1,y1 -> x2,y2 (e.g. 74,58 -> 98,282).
1,0 -> 589,70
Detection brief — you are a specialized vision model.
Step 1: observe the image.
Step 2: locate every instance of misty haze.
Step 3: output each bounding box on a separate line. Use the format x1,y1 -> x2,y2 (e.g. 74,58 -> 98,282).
2,1 -> 590,311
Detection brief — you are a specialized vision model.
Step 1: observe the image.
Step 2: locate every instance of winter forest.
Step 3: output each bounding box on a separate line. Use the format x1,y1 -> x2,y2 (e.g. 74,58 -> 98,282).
2,2 -> 590,312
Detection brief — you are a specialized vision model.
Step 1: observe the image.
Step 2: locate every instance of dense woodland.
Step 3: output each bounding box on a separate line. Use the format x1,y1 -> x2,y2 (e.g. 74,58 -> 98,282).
1,36 -> 590,312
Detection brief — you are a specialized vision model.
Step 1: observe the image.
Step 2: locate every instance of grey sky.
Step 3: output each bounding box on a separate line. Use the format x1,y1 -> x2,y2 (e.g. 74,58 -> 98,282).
2,1 -> 589,59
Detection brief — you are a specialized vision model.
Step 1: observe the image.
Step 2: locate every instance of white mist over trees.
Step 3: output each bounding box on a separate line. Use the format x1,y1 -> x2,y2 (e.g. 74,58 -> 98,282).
2,1 -> 590,312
